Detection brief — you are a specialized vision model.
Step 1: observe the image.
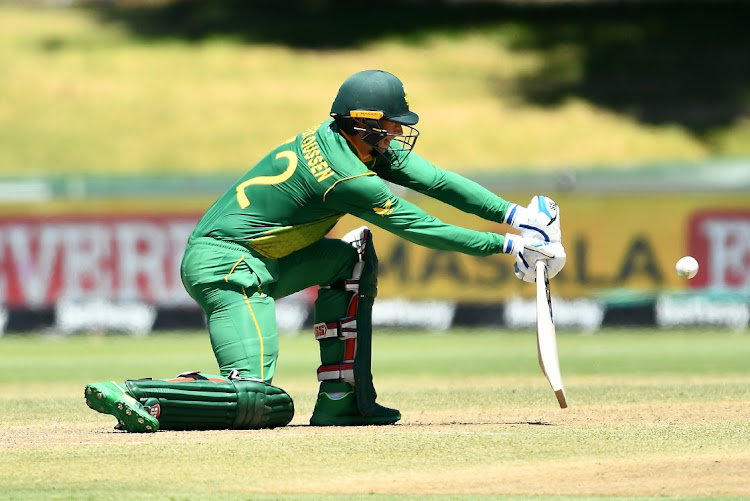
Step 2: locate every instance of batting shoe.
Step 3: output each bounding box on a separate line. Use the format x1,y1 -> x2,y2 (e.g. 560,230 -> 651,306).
310,381 -> 401,426
84,381 -> 159,433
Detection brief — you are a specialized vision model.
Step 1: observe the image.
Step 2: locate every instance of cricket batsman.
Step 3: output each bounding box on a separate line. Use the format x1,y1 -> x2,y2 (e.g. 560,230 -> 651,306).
84,69 -> 566,432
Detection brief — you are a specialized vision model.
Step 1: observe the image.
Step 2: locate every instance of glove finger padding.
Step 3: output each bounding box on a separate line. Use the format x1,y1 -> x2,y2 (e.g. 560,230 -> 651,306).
515,241 -> 567,282
544,243 -> 567,278
503,233 -> 551,256
505,195 -> 561,243
514,262 -> 536,283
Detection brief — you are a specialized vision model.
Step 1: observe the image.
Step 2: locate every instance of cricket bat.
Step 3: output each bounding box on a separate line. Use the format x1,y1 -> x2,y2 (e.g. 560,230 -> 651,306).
535,260 -> 568,409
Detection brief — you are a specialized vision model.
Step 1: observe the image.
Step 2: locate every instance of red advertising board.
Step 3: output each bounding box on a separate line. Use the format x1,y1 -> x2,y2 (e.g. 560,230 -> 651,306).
0,197 -> 748,309
0,215 -> 200,307
688,210 -> 750,290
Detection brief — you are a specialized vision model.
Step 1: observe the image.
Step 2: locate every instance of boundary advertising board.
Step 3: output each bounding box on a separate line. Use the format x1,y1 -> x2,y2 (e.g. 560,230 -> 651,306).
0,192 -> 747,308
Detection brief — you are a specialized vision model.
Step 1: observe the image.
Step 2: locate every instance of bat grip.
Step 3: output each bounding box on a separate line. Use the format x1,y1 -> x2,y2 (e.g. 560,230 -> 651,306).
535,259 -> 548,278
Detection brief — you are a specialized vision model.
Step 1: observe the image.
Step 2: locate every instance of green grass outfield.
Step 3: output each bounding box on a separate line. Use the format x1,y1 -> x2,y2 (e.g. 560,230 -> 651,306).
1,329 -> 749,500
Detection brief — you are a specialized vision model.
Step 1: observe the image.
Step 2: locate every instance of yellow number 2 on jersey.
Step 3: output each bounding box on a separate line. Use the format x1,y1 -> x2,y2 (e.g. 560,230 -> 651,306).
236,151 -> 298,209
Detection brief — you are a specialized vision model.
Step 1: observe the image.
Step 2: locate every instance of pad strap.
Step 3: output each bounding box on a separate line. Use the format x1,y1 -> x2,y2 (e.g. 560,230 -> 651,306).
345,276 -> 361,293
313,316 -> 357,340
317,363 -> 355,383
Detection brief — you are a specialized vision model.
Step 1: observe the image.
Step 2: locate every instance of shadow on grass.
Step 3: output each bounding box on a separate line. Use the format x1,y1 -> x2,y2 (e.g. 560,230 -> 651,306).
86,0 -> 750,136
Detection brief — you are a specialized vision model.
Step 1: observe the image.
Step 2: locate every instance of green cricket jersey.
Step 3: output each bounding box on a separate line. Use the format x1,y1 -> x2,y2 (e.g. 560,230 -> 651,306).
190,119 -> 512,260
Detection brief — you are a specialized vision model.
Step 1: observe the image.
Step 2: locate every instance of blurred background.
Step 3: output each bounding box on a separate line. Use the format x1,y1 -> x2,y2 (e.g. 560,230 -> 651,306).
0,0 -> 748,335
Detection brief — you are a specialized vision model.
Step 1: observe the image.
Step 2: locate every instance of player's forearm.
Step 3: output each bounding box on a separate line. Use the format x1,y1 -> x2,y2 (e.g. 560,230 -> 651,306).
357,204 -> 505,257
392,155 -> 512,223
325,175 -> 507,256
421,169 -> 512,223
392,219 -> 505,256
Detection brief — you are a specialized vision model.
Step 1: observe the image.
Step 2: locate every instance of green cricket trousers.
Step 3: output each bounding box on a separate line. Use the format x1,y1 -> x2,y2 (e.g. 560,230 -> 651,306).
180,236 -> 358,384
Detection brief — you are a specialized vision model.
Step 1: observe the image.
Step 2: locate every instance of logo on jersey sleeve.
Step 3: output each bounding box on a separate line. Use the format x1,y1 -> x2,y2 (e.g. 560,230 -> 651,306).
373,198 -> 394,216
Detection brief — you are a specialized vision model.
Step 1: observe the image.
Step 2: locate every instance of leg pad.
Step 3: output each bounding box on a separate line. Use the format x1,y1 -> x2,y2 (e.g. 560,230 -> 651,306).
314,226 -> 391,422
126,373 -> 294,430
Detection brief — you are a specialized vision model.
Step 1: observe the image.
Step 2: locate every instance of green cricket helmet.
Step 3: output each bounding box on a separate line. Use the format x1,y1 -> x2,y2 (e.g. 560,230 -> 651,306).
331,69 -> 419,125
331,69 -> 420,167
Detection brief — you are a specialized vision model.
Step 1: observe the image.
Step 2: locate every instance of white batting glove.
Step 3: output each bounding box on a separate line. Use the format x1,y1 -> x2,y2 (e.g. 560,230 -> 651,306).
504,195 -> 561,243
504,234 -> 566,283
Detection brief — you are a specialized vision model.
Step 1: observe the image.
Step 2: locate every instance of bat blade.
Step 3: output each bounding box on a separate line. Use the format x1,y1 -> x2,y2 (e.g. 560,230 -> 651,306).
535,260 -> 568,409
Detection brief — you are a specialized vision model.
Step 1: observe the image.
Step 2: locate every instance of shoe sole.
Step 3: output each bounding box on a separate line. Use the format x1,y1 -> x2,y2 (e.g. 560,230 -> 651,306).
85,383 -> 159,433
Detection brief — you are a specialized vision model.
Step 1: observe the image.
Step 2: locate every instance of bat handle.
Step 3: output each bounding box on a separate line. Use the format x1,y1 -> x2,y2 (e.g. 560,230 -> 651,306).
535,259 -> 548,277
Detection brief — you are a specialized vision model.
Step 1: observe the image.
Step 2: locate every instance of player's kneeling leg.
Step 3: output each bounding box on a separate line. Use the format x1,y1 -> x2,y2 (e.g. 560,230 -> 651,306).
310,226 -> 400,426
85,371 -> 293,432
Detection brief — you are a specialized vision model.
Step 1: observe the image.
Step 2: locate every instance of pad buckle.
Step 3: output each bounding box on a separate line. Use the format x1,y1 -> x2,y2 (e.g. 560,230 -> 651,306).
313,316 -> 357,340
344,278 -> 360,293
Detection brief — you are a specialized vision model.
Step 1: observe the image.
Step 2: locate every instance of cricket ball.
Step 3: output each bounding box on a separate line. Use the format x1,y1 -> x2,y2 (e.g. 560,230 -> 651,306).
675,256 -> 699,279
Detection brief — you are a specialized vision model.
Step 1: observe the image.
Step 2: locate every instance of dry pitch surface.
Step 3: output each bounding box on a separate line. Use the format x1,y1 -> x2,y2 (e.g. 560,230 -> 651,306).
6,401 -> 749,498
1,331 -> 749,500
4,381 -> 749,499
